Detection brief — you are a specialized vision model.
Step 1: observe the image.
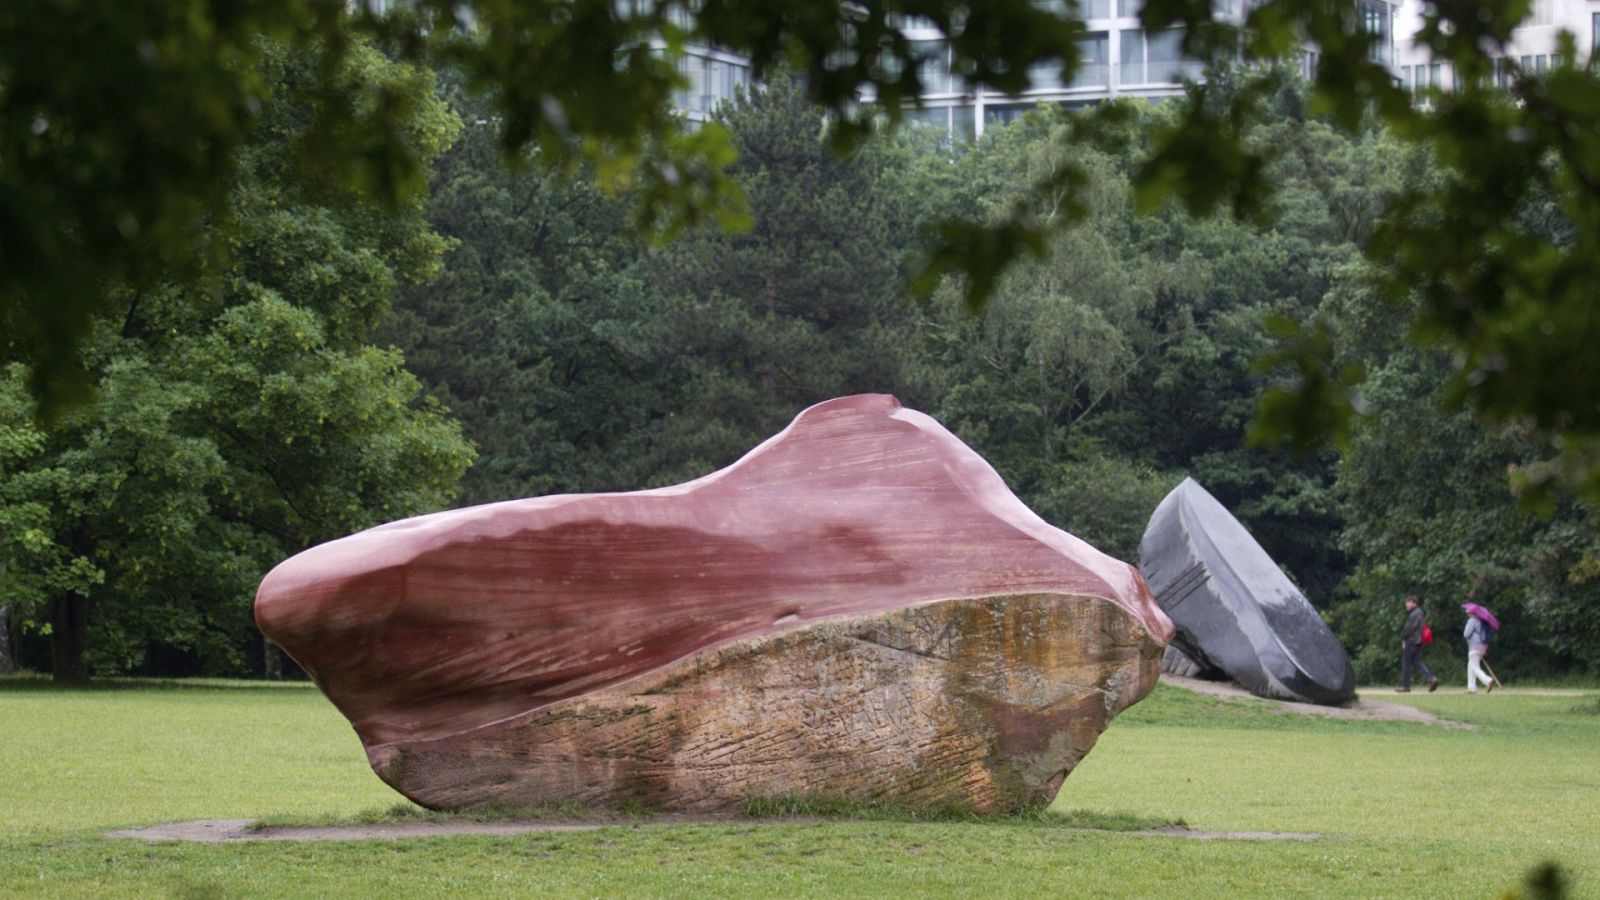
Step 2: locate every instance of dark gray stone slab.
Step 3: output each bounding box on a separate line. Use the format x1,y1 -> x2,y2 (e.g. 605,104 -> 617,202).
1139,478 -> 1355,705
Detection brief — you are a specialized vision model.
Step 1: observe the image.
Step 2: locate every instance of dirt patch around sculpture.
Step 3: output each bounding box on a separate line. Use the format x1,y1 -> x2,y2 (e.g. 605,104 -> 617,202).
1122,826 -> 1318,841
1160,674 -> 1474,728
108,818 -> 620,843
107,816 -> 1318,844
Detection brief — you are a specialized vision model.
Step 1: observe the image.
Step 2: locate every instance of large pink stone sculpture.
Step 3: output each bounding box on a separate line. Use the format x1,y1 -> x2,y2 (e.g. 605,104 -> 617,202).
256,394 -> 1172,812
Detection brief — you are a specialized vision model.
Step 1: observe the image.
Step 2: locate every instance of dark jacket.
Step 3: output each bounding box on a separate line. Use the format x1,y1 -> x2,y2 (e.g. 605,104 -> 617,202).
1401,606 -> 1426,647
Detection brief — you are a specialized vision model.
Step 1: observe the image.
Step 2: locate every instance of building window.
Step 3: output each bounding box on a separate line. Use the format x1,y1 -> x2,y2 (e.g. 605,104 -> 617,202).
1360,0 -> 1391,65
1070,33 -> 1111,88
1118,0 -> 1144,18
673,56 -> 703,113
1028,60 -> 1063,92
904,106 -> 950,136
951,105 -> 976,141
671,54 -> 750,115
1120,29 -> 1146,84
984,103 -> 1034,129
913,39 -> 951,93
1146,28 -> 1193,83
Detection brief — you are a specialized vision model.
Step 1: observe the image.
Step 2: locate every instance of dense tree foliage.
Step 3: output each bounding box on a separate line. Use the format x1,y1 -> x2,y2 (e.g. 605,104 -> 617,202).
10,1 -> 1600,512
907,94 -> 1389,593
385,72 -> 926,502
0,44 -> 473,681
3,1 -> 400,411
5,29 -> 1600,684
630,74 -> 927,482
372,74 -> 1599,684
1329,277 -> 1600,681
377,79 -> 654,503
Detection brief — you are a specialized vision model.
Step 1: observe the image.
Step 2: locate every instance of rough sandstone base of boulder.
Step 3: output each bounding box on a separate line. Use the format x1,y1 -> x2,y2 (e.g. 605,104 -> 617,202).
370,592 -> 1161,813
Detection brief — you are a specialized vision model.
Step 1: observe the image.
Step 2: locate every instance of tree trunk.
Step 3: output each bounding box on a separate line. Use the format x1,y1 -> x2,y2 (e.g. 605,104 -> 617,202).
263,635 -> 283,680
0,552 -> 11,674
50,595 -> 90,684
0,603 -> 14,674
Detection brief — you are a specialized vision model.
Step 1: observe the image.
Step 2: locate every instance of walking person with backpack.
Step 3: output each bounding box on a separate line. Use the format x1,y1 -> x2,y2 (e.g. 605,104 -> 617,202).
1462,601 -> 1501,694
1463,612 -> 1494,693
1398,595 -> 1439,693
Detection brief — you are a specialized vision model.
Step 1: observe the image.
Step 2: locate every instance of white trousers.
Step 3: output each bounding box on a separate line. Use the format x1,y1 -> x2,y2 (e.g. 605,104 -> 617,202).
1467,649 -> 1493,692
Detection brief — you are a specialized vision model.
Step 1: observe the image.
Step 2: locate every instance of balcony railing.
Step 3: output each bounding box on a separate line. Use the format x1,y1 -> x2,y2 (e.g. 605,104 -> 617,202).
1119,58 -> 1202,85
1149,58 -> 1203,82
1027,61 -> 1111,90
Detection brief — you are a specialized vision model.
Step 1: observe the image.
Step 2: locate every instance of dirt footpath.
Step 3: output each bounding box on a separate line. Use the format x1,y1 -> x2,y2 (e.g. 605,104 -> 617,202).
1159,674 -> 1474,727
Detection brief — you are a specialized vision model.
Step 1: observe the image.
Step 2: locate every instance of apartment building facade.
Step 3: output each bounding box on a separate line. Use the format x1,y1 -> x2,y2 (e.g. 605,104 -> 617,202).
1393,0 -> 1600,94
667,2 -> 1242,137
882,1 -> 1225,141
669,0 -> 1598,133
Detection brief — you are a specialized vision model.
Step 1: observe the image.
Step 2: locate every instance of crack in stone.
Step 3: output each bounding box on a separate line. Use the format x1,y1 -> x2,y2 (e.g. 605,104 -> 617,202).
850,633 -> 952,662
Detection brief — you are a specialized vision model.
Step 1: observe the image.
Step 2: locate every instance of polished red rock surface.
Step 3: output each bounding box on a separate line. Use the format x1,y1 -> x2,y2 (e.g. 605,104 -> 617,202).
256,394 -> 1171,810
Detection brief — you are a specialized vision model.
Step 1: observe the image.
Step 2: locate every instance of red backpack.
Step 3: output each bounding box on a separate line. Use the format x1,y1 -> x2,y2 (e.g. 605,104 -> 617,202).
1421,622 -> 1434,645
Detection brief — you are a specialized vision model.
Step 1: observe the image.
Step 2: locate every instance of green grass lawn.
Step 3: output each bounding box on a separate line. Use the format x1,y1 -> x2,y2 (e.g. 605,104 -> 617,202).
2,676 -> 1595,898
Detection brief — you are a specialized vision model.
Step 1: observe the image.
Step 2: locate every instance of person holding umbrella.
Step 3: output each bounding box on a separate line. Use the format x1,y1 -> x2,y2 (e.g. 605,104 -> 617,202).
1462,602 -> 1501,694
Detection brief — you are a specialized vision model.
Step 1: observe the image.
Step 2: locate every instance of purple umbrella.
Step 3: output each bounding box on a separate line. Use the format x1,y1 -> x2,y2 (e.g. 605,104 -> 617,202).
1462,602 -> 1500,632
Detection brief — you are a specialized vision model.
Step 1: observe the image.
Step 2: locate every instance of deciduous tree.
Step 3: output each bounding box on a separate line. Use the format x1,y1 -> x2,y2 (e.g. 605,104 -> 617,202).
13,1 -> 1600,498
0,41 -> 473,680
